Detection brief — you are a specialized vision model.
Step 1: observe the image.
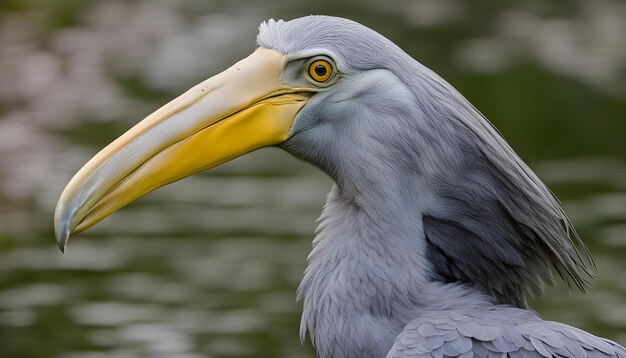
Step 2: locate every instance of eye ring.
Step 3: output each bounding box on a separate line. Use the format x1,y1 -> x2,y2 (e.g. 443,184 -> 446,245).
305,57 -> 336,85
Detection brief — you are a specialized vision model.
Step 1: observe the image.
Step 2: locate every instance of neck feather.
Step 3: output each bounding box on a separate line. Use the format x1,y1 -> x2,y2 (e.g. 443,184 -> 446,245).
297,184 -> 493,358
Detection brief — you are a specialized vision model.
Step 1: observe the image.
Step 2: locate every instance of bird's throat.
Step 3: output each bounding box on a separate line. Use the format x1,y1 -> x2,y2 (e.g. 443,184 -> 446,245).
297,185 -> 429,357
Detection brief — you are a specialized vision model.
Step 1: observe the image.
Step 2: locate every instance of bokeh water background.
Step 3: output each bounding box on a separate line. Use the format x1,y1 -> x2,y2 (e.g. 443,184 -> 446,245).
0,0 -> 625,357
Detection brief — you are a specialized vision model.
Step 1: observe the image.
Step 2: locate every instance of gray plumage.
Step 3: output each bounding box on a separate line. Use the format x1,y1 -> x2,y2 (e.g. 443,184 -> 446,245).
387,306 -> 626,358
255,16 -> 620,357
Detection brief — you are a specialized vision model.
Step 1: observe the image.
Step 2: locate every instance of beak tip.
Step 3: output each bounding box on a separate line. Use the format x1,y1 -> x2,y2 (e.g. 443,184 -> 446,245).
55,224 -> 69,253
54,205 -> 72,253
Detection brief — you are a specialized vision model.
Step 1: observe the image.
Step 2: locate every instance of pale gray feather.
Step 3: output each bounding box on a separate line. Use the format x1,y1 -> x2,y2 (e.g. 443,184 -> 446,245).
386,306 -> 626,358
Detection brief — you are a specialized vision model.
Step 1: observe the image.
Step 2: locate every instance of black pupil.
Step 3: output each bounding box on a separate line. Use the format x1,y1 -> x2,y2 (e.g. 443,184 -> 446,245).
314,64 -> 327,77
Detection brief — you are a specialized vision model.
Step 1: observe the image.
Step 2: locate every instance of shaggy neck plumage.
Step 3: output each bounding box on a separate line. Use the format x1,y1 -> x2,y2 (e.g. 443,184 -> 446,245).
292,127 -> 488,356
297,179 -> 494,358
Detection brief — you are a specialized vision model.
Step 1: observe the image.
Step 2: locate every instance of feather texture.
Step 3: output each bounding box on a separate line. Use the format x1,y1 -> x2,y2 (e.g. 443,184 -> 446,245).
387,306 -> 626,358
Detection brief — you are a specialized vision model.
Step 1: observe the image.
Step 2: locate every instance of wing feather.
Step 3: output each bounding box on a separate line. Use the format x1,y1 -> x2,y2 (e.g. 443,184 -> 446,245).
386,306 -> 626,358
422,121 -> 595,308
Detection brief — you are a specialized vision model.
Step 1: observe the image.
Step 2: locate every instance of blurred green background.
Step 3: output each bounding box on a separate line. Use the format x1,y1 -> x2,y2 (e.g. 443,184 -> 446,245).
0,0 -> 625,357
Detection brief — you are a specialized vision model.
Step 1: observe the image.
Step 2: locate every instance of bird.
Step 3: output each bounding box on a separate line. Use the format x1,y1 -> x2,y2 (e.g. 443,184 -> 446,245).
54,15 -> 626,358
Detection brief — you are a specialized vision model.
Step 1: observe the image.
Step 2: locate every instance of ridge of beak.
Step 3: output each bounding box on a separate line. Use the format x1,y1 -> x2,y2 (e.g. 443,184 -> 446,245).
54,48 -> 313,251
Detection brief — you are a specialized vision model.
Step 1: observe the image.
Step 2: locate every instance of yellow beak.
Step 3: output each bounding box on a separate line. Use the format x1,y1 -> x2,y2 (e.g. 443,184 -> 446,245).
54,48 -> 312,251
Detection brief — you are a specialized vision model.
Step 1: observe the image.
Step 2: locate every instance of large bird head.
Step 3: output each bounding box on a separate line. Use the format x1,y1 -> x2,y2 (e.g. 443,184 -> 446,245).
55,16 -> 593,307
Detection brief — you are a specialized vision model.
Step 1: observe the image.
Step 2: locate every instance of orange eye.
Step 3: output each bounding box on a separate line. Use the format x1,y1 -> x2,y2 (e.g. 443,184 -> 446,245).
308,59 -> 333,82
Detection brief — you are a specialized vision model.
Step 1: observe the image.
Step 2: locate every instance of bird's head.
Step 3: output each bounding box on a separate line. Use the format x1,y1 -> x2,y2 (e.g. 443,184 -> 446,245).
54,16 -> 417,248
55,16 -> 593,307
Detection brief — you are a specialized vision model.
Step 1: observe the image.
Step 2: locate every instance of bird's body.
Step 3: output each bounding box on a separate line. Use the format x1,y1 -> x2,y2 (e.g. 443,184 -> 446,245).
54,15 -> 625,358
